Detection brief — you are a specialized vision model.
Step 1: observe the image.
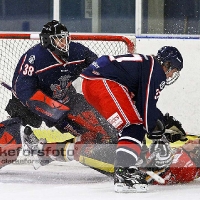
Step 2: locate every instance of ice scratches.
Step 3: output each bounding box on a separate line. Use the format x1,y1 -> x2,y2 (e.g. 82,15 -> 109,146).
0,161 -> 111,185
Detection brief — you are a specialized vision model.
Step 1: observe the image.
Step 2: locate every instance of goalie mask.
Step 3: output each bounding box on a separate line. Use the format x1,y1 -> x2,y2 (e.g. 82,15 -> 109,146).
156,46 -> 183,85
40,20 -> 70,59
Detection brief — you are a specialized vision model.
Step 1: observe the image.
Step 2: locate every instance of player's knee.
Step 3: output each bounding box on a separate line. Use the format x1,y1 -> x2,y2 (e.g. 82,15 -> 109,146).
120,124 -> 145,142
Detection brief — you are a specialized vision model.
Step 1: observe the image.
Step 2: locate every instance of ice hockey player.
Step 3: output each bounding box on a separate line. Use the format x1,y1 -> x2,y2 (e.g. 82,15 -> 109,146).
0,20 -> 117,169
76,129 -> 200,186
145,136 -> 200,185
80,46 -> 184,192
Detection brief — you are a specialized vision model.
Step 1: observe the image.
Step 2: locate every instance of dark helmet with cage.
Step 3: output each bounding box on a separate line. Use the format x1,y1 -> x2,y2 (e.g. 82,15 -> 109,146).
39,20 -> 70,59
156,46 -> 183,85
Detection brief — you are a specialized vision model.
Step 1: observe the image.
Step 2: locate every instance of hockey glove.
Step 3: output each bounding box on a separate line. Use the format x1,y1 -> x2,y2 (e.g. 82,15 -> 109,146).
147,119 -> 165,140
163,113 -> 187,142
164,129 -> 185,143
149,139 -> 173,168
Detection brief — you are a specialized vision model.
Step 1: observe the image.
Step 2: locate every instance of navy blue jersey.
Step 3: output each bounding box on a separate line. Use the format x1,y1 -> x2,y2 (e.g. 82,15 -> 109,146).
81,54 -> 166,132
12,42 -> 98,105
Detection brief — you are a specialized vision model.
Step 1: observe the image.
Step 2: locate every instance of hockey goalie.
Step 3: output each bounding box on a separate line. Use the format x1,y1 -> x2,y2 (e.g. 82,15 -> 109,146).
0,20 -> 117,171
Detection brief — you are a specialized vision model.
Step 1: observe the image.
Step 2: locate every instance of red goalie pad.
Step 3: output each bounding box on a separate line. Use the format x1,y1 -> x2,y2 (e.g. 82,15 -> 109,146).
0,119 -> 22,168
27,90 -> 70,122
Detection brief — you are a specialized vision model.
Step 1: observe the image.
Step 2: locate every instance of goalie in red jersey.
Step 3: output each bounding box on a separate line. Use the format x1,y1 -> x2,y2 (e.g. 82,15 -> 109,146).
74,131 -> 200,185
146,137 -> 200,185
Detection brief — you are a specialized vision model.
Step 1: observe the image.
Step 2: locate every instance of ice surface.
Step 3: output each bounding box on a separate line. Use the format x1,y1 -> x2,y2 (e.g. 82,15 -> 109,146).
0,160 -> 199,200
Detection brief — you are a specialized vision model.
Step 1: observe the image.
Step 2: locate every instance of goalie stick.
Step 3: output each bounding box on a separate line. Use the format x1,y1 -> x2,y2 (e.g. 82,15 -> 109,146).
1,81 -> 12,90
0,80 -> 17,96
142,169 -> 165,184
139,150 -> 165,184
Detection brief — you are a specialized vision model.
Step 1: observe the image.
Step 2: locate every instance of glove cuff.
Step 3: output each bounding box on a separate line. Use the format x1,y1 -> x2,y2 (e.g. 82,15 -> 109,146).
147,119 -> 165,140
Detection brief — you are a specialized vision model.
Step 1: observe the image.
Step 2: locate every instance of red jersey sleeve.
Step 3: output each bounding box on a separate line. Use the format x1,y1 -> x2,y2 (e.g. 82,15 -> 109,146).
160,149 -> 198,185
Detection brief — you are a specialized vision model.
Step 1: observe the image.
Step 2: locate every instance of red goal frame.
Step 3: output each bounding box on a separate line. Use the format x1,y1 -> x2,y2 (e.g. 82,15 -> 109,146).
0,33 -> 135,54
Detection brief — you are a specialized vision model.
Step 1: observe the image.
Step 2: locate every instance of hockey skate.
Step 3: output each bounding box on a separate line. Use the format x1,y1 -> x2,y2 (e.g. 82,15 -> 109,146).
22,126 -> 53,169
114,166 -> 148,193
32,138 -> 54,170
22,126 -> 39,151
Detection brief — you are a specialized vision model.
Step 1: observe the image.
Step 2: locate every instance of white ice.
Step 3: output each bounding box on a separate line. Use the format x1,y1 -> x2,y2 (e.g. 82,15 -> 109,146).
0,160 -> 199,200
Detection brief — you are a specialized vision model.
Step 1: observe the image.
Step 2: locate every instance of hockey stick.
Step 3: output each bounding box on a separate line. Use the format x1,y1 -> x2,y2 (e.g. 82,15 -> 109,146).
0,80 -> 12,91
139,150 -> 165,184
142,169 -> 165,184
0,80 -> 17,97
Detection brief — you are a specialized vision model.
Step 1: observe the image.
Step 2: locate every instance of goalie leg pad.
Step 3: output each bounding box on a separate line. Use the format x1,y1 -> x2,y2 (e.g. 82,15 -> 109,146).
0,117 -> 22,144
77,140 -> 116,175
62,93 -> 118,143
0,118 -> 22,168
67,111 -> 117,143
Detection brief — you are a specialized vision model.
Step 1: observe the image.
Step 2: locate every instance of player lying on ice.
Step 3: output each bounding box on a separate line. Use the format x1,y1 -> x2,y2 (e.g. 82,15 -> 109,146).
146,135 -> 200,185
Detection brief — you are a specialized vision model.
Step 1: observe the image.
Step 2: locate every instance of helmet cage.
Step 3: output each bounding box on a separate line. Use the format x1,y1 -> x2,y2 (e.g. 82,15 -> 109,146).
50,32 -> 70,54
39,20 -> 70,58
165,69 -> 180,85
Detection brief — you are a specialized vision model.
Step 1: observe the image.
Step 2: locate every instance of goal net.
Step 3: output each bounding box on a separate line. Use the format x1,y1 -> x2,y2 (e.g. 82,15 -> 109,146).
0,33 -> 135,141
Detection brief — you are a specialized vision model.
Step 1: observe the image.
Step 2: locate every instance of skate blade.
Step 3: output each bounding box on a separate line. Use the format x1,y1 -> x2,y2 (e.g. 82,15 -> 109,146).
114,183 -> 148,193
33,154 -> 42,170
33,160 -> 42,170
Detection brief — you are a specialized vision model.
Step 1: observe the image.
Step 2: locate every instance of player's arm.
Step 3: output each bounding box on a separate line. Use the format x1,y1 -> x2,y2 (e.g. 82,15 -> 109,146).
143,61 -> 185,142
142,63 -> 166,137
81,43 -> 98,65
12,53 -> 39,105
12,54 -> 69,123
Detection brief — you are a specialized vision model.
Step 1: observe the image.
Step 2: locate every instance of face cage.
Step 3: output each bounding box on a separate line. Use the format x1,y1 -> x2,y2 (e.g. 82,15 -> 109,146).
166,70 -> 180,85
49,33 -> 70,54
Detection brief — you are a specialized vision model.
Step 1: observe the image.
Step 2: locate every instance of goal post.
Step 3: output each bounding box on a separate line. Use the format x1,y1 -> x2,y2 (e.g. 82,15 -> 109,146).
0,33 -> 136,141
0,33 -> 135,53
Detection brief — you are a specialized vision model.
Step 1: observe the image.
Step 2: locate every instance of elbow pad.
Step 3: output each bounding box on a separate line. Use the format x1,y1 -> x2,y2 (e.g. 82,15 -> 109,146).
26,90 -> 70,123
